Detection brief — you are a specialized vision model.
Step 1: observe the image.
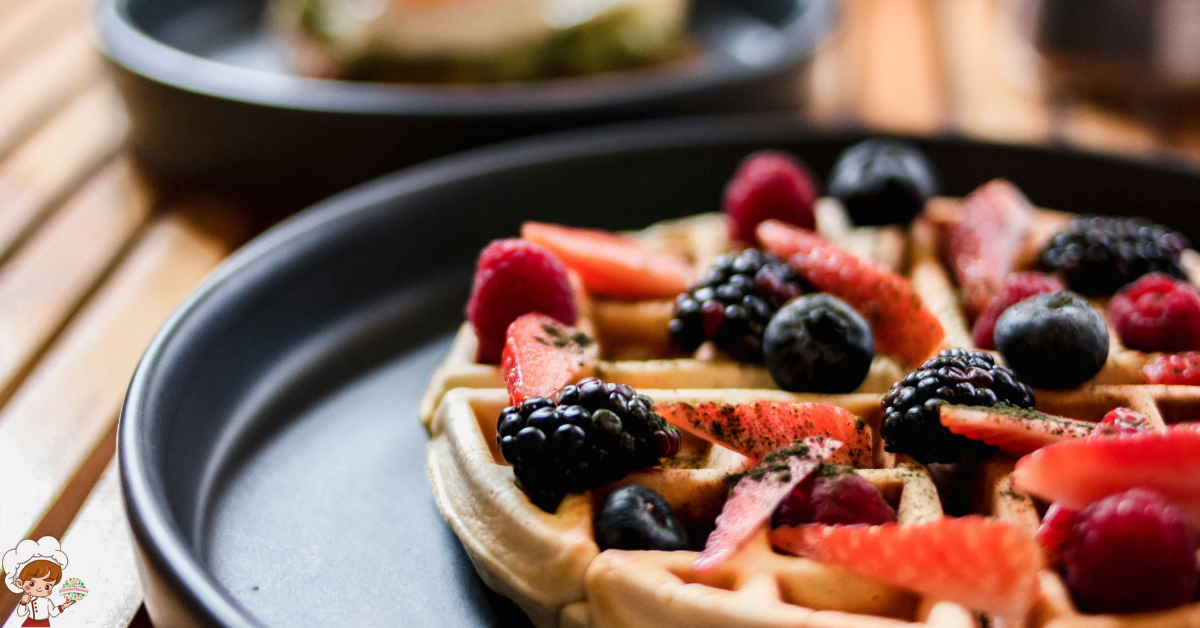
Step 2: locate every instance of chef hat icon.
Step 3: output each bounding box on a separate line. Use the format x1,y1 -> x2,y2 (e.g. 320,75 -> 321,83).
3,537 -> 68,594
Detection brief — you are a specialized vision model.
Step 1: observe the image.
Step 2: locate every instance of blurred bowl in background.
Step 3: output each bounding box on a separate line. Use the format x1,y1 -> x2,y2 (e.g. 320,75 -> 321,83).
96,0 -> 836,208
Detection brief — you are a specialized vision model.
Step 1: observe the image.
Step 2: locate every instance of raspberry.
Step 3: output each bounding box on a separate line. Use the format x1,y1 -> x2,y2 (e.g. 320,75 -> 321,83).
772,465 -> 896,527
1063,489 -> 1199,614
1041,216 -> 1189,295
496,378 -> 681,511
1143,352 -> 1200,385
971,272 -> 1064,350
467,239 -> 576,364
1109,273 -> 1200,352
1094,407 -> 1152,437
1034,502 -> 1076,564
724,151 -> 817,244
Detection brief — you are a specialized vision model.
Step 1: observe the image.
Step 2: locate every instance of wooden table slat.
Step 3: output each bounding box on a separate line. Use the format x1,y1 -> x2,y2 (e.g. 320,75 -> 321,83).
0,160 -> 151,408
0,84 -> 129,262
0,0 -> 91,73
934,0 -> 1052,142
0,203 -> 250,622
0,462 -> 143,628
0,29 -> 102,164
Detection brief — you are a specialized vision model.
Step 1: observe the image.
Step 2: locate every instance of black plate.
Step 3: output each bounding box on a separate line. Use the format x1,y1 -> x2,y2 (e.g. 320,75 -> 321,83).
119,115 -> 1200,628
95,0 -> 835,208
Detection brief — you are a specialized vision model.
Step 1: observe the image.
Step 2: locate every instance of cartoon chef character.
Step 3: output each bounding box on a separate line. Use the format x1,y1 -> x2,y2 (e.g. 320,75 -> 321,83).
3,537 -> 76,626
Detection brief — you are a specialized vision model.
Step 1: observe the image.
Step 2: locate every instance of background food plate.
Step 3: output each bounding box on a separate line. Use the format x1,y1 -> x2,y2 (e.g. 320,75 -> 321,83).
95,0 -> 836,208
120,115 -> 1200,628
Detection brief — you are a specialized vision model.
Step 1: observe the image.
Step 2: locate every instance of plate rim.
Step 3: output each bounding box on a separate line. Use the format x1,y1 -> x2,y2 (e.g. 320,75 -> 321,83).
93,0 -> 837,116
118,114 -> 1200,628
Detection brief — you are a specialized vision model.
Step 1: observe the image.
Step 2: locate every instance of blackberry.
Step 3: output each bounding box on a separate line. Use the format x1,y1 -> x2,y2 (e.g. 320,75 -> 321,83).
668,249 -> 808,361
1041,216 -> 1190,295
496,378 -> 682,512
880,348 -> 1035,464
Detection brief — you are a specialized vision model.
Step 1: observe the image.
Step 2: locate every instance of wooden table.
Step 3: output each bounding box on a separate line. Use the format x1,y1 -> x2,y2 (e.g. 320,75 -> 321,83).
0,0 -> 1196,626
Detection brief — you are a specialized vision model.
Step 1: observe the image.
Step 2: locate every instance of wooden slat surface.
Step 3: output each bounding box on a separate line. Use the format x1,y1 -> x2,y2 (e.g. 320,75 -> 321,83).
0,202 -> 248,618
0,0 -> 1190,627
0,84 -> 128,260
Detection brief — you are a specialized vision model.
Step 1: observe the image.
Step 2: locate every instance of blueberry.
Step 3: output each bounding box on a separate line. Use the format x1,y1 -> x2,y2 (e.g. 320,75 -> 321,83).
994,291 -> 1108,388
828,139 -> 938,226
763,294 -> 874,393
595,485 -> 687,551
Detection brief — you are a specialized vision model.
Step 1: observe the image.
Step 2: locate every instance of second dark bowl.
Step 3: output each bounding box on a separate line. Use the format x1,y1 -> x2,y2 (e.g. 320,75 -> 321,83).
95,0 -> 835,208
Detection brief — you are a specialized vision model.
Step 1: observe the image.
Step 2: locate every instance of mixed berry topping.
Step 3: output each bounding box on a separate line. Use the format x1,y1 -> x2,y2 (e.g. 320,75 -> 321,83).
1063,489 -> 1199,614
595,485 -> 688,551
881,349 -> 1035,464
668,249 -> 807,362
1143,351 -> 1200,385
1095,407 -> 1152,437
993,291 -> 1109,389
1040,216 -> 1190,295
757,220 -> 945,366
724,151 -> 818,244
971,272 -> 1064,350
496,378 -> 680,511
762,294 -> 874,393
772,464 -> 896,527
1108,272 -> 1200,353
467,238 -> 577,364
827,139 -> 938,227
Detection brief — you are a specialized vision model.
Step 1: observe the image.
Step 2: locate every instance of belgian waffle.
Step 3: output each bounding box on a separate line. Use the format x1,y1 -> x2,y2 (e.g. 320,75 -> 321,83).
421,193 -> 1200,628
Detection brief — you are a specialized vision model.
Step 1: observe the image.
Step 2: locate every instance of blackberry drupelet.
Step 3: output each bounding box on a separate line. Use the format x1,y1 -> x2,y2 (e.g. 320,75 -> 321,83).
1041,216 -> 1190,295
668,249 -> 808,362
880,348 -> 1035,464
495,377 -> 682,512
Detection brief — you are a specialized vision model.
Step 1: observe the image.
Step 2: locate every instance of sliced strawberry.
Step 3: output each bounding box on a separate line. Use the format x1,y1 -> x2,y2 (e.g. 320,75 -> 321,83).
938,404 -> 1094,456
501,313 -> 597,406
656,400 -> 871,467
945,180 -> 1034,320
1035,502 -> 1077,565
756,220 -> 944,366
521,222 -> 694,301
695,437 -> 841,572
1014,424 -> 1200,527
771,516 -> 1042,624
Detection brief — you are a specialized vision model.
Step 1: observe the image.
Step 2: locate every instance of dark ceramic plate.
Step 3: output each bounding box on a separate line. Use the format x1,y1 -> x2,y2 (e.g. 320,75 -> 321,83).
94,0 -> 835,208
119,115 -> 1200,628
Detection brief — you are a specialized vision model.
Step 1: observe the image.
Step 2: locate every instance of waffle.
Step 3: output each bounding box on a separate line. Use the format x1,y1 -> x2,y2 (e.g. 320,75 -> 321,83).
421,192 -> 1200,628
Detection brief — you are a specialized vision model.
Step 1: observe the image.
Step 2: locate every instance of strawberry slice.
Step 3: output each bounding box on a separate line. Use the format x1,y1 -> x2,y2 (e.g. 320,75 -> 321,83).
501,313 -> 597,405
656,401 -> 871,467
756,220 -> 944,366
771,516 -> 1042,624
695,437 -> 841,572
945,180 -> 1034,320
521,222 -> 694,301
938,404 -> 1095,456
1014,424 -> 1200,527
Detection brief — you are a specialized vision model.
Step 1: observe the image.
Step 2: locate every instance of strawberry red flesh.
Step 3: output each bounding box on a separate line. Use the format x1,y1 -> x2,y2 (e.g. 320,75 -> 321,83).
757,220 -> 944,366
771,516 -> 1042,624
695,437 -> 841,572
656,400 -> 872,467
938,404 -> 1094,456
522,222 -> 694,301
1014,423 -> 1200,527
945,180 -> 1034,320
501,313 -> 597,406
